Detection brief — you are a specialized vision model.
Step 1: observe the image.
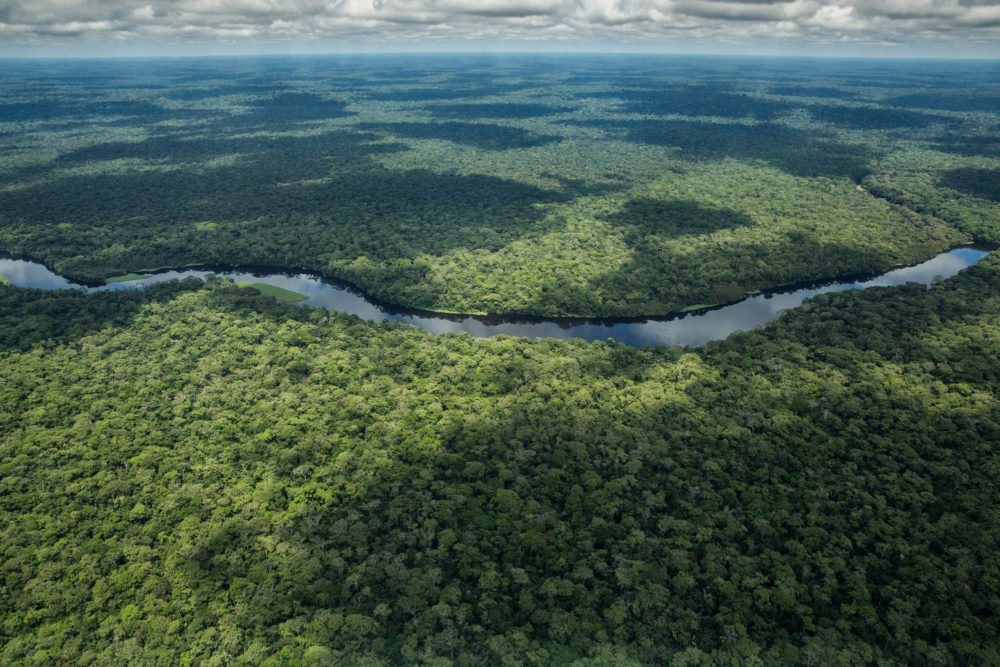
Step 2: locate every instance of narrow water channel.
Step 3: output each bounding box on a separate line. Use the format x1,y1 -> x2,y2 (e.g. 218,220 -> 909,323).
0,247 -> 990,347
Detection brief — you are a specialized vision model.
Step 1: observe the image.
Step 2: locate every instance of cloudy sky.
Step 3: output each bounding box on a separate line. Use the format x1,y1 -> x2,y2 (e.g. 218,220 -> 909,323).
1,0 -> 999,57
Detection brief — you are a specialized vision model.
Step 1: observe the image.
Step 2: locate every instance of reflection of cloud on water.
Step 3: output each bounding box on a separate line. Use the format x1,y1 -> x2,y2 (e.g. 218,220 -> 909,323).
863,250 -> 983,288
1,249 -> 990,348
0,258 -> 79,290
630,288 -> 839,347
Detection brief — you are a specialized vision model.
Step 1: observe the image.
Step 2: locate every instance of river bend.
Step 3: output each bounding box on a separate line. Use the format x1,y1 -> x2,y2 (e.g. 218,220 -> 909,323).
0,248 -> 990,347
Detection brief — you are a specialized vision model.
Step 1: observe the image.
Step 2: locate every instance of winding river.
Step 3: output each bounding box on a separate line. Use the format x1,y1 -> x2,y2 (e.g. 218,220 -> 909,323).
0,247 -> 991,347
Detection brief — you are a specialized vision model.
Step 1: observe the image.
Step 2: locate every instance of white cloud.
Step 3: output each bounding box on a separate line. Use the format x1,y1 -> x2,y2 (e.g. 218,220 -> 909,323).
960,4 -> 1000,26
0,0 -> 998,54
670,0 -> 821,22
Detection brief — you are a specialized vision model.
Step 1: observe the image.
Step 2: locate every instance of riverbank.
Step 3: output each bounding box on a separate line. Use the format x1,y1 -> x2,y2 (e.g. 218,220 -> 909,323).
1,246 -> 992,348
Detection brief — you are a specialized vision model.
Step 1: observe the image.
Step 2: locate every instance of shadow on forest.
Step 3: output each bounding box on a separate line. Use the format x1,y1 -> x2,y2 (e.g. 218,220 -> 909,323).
0,99 -> 212,123
604,199 -> 753,242
163,83 -> 292,100
562,75 -> 668,86
422,103 -> 574,120
55,130 -> 399,174
527,230 -> 915,318
4,128 -> 574,275
364,84 -> 536,102
0,278 -> 204,353
929,136 -> 1000,158
179,255 -> 1000,659
1,89 -> 349,130
885,93 -> 1000,114
577,86 -> 793,120
357,121 -> 561,151
808,105 -> 942,130
7,251 -> 999,662
573,118 -> 876,180
939,168 -> 1000,202
769,86 -> 856,100
574,86 -> 943,131
242,92 -> 353,124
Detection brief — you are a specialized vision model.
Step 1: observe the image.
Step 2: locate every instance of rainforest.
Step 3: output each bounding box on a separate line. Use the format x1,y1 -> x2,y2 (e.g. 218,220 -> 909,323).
2,54 -> 1000,664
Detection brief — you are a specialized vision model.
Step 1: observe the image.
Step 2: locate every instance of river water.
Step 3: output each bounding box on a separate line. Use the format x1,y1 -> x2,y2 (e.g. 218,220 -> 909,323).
0,247 -> 990,347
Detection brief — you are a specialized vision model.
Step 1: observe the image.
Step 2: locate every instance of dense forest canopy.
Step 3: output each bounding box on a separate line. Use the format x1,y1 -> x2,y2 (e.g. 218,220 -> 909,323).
1,55 -> 998,317
2,54 -> 1000,664
1,254 -> 999,664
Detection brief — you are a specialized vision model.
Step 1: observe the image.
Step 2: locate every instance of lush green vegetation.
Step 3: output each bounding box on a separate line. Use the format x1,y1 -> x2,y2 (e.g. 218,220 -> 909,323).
3,54 -> 999,664
2,255 -> 999,664
1,56 -> 997,316
236,281 -> 308,303
106,273 -> 152,283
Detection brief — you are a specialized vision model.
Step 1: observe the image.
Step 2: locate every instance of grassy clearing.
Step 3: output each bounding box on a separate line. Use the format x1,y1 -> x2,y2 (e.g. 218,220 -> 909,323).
105,273 -> 152,283
135,263 -> 203,272
236,281 -> 308,302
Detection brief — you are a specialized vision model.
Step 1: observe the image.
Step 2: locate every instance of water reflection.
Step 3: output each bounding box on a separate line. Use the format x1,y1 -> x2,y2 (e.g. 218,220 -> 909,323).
0,247 -> 990,348
0,259 -> 80,290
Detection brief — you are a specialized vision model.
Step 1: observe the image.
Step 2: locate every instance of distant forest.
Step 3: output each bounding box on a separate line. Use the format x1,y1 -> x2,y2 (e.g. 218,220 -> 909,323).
1,55 -> 998,317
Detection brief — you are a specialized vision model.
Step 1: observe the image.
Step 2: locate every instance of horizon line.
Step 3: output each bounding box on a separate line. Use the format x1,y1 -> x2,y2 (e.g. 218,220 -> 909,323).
2,50 -> 999,62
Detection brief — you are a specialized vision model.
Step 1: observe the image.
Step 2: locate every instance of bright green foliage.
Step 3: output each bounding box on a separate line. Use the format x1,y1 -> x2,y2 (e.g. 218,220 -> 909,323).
1,56 -> 996,316
105,273 -> 152,283
2,254 -> 999,663
235,281 -> 308,302
864,153 -> 1000,244
2,53 -> 1000,664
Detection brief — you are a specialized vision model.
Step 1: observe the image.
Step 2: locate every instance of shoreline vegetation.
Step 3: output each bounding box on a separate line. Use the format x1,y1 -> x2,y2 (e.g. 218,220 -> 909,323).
3,241 -> 995,325
104,272 -> 152,283
234,281 -> 308,303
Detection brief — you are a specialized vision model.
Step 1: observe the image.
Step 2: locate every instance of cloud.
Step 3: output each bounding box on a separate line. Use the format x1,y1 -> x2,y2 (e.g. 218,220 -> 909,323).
671,0 -> 820,22
438,0 -> 566,17
959,4 -> 1000,26
0,0 -> 998,54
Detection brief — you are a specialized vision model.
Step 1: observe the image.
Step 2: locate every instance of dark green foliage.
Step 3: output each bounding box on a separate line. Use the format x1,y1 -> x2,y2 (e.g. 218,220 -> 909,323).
1,256 -> 999,663
0,278 -> 202,351
0,100 -> 81,122
424,103 -> 573,120
243,92 -> 354,124
0,54 -> 997,317
1,55 -> 999,664
886,93 -> 1000,113
585,86 -> 792,120
939,168 -> 1000,202
365,85 -> 532,101
808,105 -> 942,130
56,133 -> 355,164
604,199 -> 753,240
580,118 -> 876,180
929,135 -> 1000,158
769,85 -> 854,98
0,99 -> 209,123
358,121 -> 561,151
864,167 -> 1000,245
162,83 -> 292,100
3,130 -> 565,280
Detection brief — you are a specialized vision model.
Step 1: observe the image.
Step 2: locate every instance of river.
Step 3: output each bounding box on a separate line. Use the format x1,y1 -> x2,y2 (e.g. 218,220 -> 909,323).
0,247 -> 990,347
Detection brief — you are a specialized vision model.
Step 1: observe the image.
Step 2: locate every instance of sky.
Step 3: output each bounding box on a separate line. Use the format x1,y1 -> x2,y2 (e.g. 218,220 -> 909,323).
0,0 -> 999,58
